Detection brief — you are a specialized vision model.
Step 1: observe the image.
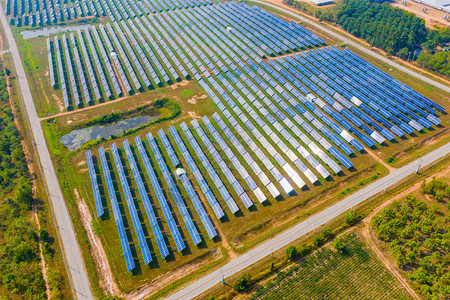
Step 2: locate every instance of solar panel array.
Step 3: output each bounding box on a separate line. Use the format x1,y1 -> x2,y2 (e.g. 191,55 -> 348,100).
45,2 -> 323,111
5,0 -> 212,26
84,1 -> 444,271
147,132 -> 202,246
158,129 -> 217,239
135,135 -> 186,253
86,149 -> 103,217
123,139 -> 169,259
110,143 -> 153,265
98,146 -> 134,271
46,37 -> 56,87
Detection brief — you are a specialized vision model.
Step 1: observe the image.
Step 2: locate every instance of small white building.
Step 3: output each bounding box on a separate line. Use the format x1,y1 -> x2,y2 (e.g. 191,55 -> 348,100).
311,0 -> 335,6
414,0 -> 450,13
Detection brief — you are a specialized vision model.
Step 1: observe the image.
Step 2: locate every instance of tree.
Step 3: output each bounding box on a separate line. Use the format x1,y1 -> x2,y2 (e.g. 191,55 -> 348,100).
333,237 -> 346,253
234,274 -> 250,291
285,245 -> 298,261
15,177 -> 33,208
321,228 -> 333,240
398,47 -> 409,60
345,210 -> 360,226
39,229 -> 49,243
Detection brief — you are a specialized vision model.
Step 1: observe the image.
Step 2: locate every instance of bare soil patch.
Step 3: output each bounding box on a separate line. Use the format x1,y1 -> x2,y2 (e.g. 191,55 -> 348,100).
187,93 -> 207,104
169,80 -> 190,89
124,248 -> 222,300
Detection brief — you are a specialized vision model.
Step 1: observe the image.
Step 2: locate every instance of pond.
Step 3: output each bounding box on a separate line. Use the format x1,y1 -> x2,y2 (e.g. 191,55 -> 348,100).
21,25 -> 91,39
60,114 -> 160,151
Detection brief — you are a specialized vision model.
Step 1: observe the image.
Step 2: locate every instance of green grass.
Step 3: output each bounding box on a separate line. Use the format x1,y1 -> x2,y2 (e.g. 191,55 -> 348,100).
248,232 -> 412,300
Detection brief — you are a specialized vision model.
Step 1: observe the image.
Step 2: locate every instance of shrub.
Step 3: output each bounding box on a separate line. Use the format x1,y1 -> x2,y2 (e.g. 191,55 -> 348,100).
333,238 -> 346,253
345,211 -> 360,226
285,245 -> 298,261
39,229 -> 49,243
234,274 -> 250,291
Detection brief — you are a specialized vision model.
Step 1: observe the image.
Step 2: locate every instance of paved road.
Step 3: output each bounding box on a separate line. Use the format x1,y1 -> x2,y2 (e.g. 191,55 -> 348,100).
167,143 -> 449,299
0,5 -> 93,300
254,0 -> 450,94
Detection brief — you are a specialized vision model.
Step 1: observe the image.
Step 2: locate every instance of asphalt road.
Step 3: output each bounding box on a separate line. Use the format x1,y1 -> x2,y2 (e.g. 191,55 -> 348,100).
254,0 -> 450,94
0,5 -> 93,300
167,142 -> 449,300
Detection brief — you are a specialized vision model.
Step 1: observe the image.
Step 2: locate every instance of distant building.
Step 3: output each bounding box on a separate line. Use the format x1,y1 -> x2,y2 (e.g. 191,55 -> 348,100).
413,0 -> 450,13
310,0 -> 335,5
283,0 -> 334,6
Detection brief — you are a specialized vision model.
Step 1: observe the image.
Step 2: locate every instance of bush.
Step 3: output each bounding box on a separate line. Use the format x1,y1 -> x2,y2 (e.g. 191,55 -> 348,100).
285,245 -> 298,261
39,229 -> 49,243
234,274 -> 250,291
333,238 -> 346,253
322,228 -> 333,240
345,211 -> 360,226
269,262 -> 275,271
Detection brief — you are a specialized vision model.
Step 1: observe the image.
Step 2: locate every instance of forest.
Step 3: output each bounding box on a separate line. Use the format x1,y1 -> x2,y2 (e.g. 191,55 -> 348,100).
0,67 -> 46,297
371,178 -> 450,299
286,0 -> 450,76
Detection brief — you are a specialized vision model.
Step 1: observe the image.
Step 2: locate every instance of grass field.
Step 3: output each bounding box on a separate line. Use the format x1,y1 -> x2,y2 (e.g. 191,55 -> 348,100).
248,232 -> 412,300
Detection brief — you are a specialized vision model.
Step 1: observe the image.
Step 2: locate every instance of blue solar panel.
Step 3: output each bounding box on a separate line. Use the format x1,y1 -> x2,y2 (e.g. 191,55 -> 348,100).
147,132 -> 202,246
158,129 -> 217,239
169,126 -> 226,220
122,140 -> 169,259
98,146 -> 135,271
86,150 -> 104,217
110,143 -> 153,265
135,135 -> 186,252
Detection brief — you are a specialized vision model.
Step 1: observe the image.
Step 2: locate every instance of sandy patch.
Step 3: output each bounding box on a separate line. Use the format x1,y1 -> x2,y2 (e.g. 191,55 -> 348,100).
169,80 -> 190,89
188,111 -> 202,119
187,93 -> 208,104
78,168 -> 88,173
77,160 -> 86,166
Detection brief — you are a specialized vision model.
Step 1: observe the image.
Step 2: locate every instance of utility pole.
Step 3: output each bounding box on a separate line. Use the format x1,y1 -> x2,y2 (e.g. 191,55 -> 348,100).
220,268 -> 225,284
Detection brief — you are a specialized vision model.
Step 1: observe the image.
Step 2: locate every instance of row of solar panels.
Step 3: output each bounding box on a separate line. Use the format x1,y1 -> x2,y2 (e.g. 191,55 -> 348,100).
106,0 -> 212,23
46,2 -> 320,110
326,48 -> 443,120
91,126 -> 272,269
158,129 -> 218,239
